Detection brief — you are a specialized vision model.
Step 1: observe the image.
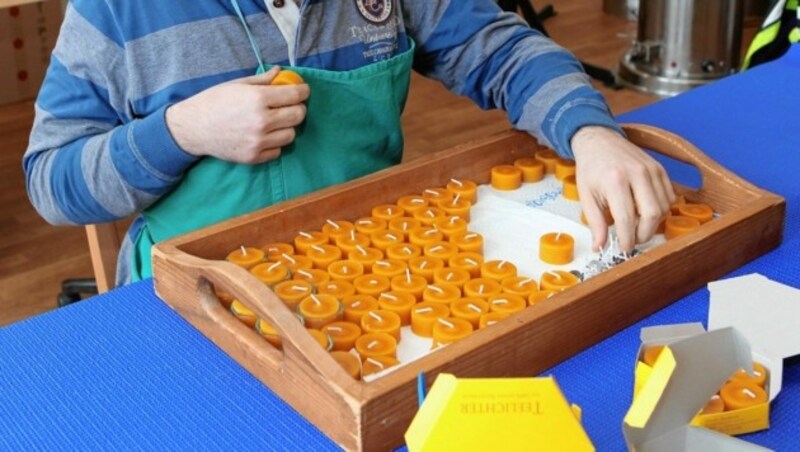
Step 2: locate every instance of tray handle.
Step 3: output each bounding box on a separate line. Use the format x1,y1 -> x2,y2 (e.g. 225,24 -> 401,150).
160,249 -> 354,389
622,123 -> 761,201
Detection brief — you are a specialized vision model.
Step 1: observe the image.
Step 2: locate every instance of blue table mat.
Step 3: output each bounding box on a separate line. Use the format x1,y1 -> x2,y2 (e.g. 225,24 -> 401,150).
2,47 -> 800,451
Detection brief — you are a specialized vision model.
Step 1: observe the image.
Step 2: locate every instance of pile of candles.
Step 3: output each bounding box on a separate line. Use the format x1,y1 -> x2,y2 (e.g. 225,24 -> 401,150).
215,147 -> 716,381
642,347 -> 769,413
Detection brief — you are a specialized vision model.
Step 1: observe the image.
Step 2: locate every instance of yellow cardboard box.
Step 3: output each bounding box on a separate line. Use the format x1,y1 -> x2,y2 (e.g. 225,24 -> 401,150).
0,0 -> 63,105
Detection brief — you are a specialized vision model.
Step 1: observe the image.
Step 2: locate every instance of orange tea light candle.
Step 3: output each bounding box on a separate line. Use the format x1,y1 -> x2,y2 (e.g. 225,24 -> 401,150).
409,256 -> 446,283
328,260 -> 364,282
422,187 -> 454,207
362,355 -> 400,377
342,294 -> 379,324
678,203 -> 714,224
433,216 -> 468,239
481,260 -> 517,282
529,290 -> 558,305
397,195 -> 430,215
307,244 -> 343,270
276,253 -> 313,272
372,258 -> 408,279
446,179 -> 478,203
408,226 -> 444,246
450,231 -> 484,254
353,274 -> 391,297
322,321 -> 362,351
391,269 -> 428,300
664,216 -> 701,240
463,278 -> 503,299
227,246 -> 265,270
479,311 -> 510,329
292,268 -> 330,286
670,194 -> 688,215
256,318 -> 282,349
501,276 -> 539,298
488,294 -> 527,315
250,261 -> 290,286
348,245 -> 383,272
450,298 -> 490,328
555,159 -> 576,181
441,195 -> 472,221
355,332 -> 397,361
317,280 -> 356,299
411,302 -> 451,337
720,381 -> 768,411
378,292 -> 417,325
330,351 -> 361,380
641,345 -> 665,367
424,242 -> 459,262
273,280 -> 314,310
731,362 -> 768,388
449,252 -> 484,278
534,149 -> 559,173
335,231 -> 371,255
539,232 -> 575,265
423,283 -> 462,305
413,207 -> 446,226
562,175 -> 579,201
432,317 -> 474,347
540,270 -> 580,291
307,328 -> 334,351
321,219 -> 355,244
433,268 -> 471,290
294,231 -> 329,255
298,294 -> 343,330
389,217 -> 422,240
386,243 -> 423,262
230,299 -> 257,328
491,165 -> 522,190
354,217 -> 387,235
370,230 -> 404,251
361,310 -> 402,341
513,158 -> 545,183
261,242 -> 294,262
372,204 -> 405,221
701,395 -> 725,415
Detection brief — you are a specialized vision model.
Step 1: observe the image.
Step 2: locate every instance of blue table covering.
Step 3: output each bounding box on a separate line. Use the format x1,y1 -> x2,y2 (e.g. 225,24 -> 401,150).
2,47 -> 800,451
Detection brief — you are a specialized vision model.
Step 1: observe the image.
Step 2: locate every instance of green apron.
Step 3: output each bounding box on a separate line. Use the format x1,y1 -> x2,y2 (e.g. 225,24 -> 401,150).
131,9 -> 414,281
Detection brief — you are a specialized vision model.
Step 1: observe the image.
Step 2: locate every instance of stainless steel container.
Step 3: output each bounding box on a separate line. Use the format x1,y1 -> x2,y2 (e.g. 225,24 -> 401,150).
618,0 -> 745,96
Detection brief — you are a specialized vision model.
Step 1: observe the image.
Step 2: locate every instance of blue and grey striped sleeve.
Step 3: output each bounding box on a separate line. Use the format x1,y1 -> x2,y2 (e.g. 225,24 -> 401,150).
23,2 -> 197,226
403,0 -> 622,158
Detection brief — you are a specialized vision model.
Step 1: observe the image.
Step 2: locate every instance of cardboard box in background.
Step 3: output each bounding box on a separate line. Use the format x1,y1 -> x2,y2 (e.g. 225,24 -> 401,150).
0,0 -> 63,105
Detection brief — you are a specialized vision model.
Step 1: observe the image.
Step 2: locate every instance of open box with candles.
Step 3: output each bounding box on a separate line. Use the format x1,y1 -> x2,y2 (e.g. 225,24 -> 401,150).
152,124 -> 785,451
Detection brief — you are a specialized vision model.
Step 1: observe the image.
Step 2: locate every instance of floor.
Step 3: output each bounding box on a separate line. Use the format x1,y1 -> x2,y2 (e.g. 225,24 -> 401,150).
0,0 -> 758,326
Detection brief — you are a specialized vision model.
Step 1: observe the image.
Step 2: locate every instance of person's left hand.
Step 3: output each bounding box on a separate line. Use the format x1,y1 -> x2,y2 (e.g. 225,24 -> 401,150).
571,126 -> 675,253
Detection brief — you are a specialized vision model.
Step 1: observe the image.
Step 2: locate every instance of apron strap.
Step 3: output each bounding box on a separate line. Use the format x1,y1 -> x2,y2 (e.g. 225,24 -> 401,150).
230,0 -> 267,73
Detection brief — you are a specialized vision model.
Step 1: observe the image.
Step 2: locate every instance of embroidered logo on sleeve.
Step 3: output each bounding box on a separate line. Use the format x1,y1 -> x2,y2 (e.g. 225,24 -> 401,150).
355,0 -> 393,24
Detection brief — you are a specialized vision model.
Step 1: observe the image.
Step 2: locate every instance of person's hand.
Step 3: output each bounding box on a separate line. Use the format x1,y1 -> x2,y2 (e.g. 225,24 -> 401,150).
165,66 -> 309,164
571,126 -> 675,253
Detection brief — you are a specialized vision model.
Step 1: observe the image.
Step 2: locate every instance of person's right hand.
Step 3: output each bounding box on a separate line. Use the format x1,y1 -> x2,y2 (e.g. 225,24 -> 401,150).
165,66 -> 309,164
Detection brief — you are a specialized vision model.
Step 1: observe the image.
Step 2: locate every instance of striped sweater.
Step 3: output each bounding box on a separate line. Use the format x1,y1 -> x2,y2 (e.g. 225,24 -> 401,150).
24,0 -> 620,285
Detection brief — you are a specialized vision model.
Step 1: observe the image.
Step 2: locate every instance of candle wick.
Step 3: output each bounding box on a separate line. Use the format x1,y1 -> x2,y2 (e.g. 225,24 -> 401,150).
412,198 -> 424,204
478,284 -> 485,294
446,273 -> 454,281
416,307 -> 433,314
366,357 -> 385,369
452,194 -> 461,205
450,178 -> 463,187
291,286 -> 307,292
370,280 -> 378,285
240,245 -> 248,256
555,232 -> 562,241
367,340 -> 379,350
468,304 -> 482,313
465,233 -> 478,240
356,245 -> 367,255
487,320 -> 497,326
376,261 -> 390,267
387,233 -> 398,241
466,258 -> 479,266
267,262 -> 282,272
546,292 -> 555,299
297,270 -> 312,278
326,219 -> 340,229
311,294 -> 322,305
350,230 -> 356,240
312,245 -> 325,253
425,229 -> 437,236
430,246 -> 443,252
369,311 -> 383,322
754,371 -> 762,377
424,189 -> 438,196
420,261 -> 428,269
547,271 -> 561,280
494,299 -> 509,305
437,318 -> 455,329
406,268 -> 412,283
327,326 -> 342,333
351,301 -> 361,308
404,247 -> 412,255
281,253 -> 296,264
520,278 -> 534,286
428,285 -> 444,294
743,388 -> 757,399
450,216 -> 458,224
299,231 -> 312,239
381,293 -> 398,301
499,260 -> 506,269
402,222 -> 408,230
427,210 -> 435,218
342,266 -> 349,274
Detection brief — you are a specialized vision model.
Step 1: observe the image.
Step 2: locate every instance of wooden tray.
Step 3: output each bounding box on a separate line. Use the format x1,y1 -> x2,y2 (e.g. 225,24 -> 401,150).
153,124 -> 785,451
